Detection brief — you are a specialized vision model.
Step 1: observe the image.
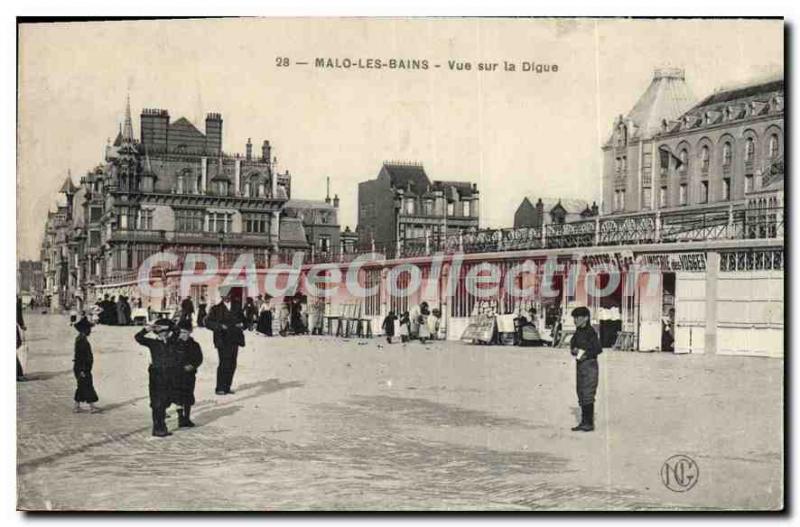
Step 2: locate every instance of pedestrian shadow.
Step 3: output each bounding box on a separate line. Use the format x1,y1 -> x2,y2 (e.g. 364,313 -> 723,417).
100,395 -> 150,413
231,379 -> 305,406
196,404 -> 242,425
17,424 -> 152,476
19,369 -> 72,381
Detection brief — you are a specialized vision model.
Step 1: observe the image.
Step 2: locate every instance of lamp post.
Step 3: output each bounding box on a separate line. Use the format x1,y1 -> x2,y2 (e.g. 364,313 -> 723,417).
218,228 -> 225,271
393,190 -> 403,258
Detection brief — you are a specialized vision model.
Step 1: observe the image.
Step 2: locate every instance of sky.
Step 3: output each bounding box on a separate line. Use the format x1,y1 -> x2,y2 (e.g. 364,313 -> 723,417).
17,18 -> 783,260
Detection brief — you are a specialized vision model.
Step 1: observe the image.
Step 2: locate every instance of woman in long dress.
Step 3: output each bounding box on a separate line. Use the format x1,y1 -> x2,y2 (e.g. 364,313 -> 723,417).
73,317 -> 100,413
417,302 -> 431,344
256,300 -> 273,336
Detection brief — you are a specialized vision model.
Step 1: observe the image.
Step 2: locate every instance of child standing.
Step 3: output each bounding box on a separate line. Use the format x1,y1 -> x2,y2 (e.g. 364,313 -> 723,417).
73,317 -> 100,413
399,311 -> 411,343
381,311 -> 397,344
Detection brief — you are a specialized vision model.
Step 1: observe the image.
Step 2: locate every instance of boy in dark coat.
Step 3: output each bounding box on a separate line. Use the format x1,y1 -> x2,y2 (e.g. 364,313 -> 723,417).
135,319 -> 178,437
569,306 -> 603,432
381,311 -> 397,344
173,319 -> 203,428
399,312 -> 411,343
73,317 -> 101,413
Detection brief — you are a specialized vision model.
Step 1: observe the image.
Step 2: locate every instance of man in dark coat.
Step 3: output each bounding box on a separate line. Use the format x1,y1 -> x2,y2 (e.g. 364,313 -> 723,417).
73,317 -> 100,413
569,306 -> 603,432
205,294 -> 245,395
135,319 -> 179,437
173,319 -> 203,428
180,296 -> 195,328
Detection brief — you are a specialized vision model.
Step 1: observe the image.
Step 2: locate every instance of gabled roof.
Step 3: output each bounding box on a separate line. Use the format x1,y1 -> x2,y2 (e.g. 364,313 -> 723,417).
621,69 -> 696,141
279,217 -> 308,247
170,117 -> 206,139
526,196 -> 590,215
60,176 -> 78,194
382,163 -> 430,195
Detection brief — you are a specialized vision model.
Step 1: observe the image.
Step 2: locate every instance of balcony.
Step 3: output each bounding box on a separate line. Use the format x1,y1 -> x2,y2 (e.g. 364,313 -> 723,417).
108,229 -> 274,247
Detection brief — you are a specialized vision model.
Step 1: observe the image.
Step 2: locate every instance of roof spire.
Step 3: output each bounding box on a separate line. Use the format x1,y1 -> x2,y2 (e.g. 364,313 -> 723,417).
122,94 -> 134,142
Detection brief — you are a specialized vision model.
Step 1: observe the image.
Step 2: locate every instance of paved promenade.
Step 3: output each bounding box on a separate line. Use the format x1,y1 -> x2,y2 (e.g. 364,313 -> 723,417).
17,313 -> 782,511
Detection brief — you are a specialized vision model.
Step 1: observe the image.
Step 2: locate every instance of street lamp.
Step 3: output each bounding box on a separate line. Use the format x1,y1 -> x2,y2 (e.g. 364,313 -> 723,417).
218,228 -> 225,270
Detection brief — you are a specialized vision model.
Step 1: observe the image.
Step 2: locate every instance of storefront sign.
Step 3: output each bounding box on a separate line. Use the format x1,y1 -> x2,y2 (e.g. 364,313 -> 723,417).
637,252 -> 707,272
461,316 -> 496,343
581,250 -> 635,270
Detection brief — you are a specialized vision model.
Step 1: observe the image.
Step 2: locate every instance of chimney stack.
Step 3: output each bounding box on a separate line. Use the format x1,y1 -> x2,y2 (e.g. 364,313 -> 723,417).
333,194 -> 340,208
262,140 -> 271,162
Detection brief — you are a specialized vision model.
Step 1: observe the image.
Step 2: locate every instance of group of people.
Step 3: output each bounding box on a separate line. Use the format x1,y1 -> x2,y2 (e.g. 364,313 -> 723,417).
381,302 -> 440,345
94,294 -> 142,326
178,293 -> 310,338
21,290 -> 603,435
66,292 -> 250,437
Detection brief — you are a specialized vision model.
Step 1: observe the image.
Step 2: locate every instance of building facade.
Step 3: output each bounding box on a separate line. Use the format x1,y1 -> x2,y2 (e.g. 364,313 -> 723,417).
603,69 -> 783,214
357,162 -> 480,255
283,193 -> 341,261
514,197 -> 598,229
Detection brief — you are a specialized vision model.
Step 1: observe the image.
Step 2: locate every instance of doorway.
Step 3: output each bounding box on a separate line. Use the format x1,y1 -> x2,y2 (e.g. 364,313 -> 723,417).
661,272 -> 676,352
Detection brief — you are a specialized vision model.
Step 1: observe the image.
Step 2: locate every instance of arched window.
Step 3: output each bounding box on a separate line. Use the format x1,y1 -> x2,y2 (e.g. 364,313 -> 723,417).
700,145 -> 710,171
722,142 -> 732,167
745,137 -> 755,163
245,174 -> 266,198
769,134 -> 780,159
176,169 -> 197,194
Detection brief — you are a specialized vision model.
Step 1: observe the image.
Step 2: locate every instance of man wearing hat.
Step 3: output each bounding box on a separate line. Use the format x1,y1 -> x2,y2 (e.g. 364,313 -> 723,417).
569,306 -> 603,432
135,319 -> 179,437
205,293 -> 246,395
172,319 -> 203,428
73,316 -> 101,413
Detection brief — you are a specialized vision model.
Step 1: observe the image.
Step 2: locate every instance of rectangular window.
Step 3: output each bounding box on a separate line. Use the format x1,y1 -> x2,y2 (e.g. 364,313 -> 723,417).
462,201 -> 470,217
679,184 -> 687,206
700,181 -> 709,204
405,199 -> 415,215
318,235 -> 331,253
207,211 -> 232,233
243,213 -> 268,233
642,188 -> 652,210
447,202 -> 455,216
745,174 -> 754,193
90,207 -> 102,222
723,178 -> 731,201
89,230 -> 100,247
660,186 -> 668,208
619,190 -> 625,211
139,209 -> 153,230
175,209 -> 205,232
